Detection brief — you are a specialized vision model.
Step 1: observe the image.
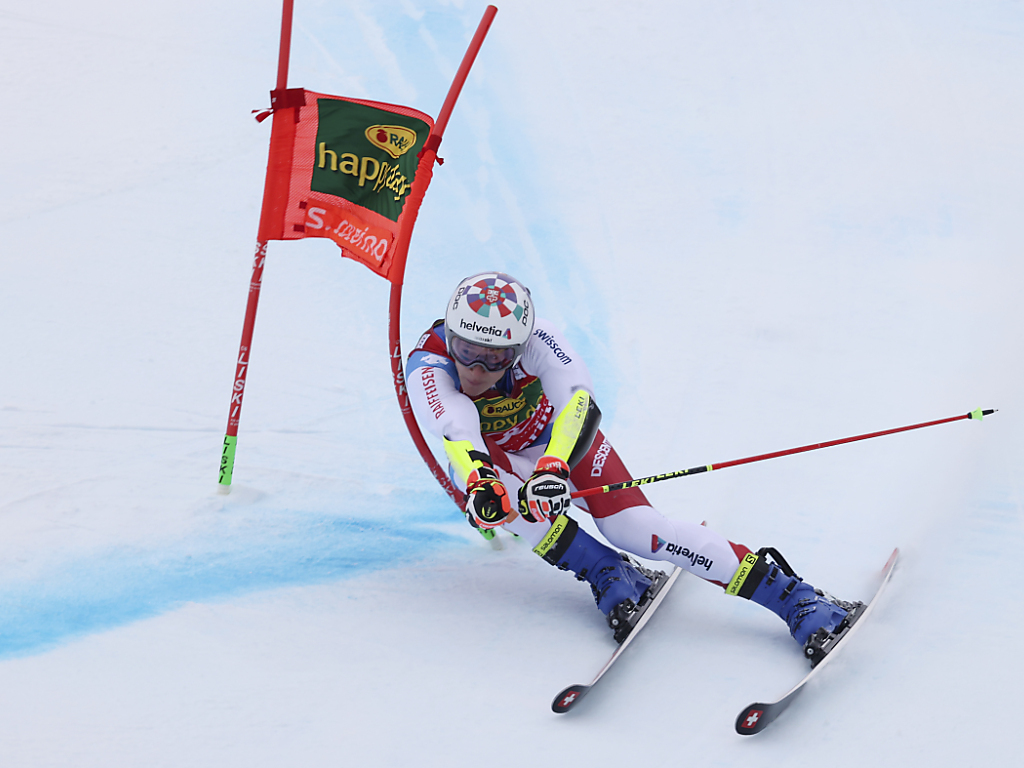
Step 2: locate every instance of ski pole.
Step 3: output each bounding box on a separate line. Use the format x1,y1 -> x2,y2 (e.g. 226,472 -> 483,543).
571,408 -> 996,500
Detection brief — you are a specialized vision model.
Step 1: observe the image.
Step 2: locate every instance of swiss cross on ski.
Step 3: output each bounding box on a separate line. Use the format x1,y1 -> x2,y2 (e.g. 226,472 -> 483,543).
741,710 -> 764,730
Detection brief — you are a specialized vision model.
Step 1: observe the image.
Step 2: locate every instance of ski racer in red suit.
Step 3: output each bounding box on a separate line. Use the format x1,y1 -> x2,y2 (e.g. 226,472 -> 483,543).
407,272 -> 856,651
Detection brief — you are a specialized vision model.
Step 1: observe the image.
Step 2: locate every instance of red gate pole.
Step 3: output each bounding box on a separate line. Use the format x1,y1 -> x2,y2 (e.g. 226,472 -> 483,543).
218,0 -> 296,492
387,5 -> 499,507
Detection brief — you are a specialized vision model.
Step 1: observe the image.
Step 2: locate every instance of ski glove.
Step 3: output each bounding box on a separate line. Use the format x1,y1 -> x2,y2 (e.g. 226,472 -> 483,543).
464,466 -> 513,530
518,456 -> 572,523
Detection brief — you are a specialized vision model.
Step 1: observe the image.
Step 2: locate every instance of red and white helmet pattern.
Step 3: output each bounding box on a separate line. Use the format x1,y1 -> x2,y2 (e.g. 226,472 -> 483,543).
444,271 -> 534,363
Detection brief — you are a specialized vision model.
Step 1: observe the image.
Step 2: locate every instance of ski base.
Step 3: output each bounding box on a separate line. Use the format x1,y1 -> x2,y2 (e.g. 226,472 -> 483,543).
552,566 -> 682,713
735,547 -> 899,735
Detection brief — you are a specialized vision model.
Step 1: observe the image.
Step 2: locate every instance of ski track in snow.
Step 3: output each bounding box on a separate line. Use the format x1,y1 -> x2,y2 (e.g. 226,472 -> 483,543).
1,1 -> 1022,765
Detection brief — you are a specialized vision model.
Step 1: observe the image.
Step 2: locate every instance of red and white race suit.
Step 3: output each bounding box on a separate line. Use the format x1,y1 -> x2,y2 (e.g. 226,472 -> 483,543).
406,318 -> 749,584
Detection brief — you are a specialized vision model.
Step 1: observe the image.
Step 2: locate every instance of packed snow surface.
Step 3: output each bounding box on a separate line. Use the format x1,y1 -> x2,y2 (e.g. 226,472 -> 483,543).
1,1 -> 1021,765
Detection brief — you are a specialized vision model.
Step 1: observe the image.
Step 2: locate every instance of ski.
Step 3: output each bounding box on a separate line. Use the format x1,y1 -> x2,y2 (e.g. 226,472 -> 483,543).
735,547 -> 900,735
552,565 -> 682,713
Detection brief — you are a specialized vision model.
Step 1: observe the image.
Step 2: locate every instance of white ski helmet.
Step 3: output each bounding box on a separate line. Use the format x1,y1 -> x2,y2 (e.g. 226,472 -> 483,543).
444,272 -> 534,370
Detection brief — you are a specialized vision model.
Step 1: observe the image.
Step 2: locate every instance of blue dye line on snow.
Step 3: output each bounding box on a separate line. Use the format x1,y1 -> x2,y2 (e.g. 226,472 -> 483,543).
0,514 -> 462,661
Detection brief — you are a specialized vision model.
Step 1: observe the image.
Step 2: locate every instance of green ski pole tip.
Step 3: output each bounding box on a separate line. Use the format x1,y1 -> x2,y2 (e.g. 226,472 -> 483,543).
970,408 -> 997,421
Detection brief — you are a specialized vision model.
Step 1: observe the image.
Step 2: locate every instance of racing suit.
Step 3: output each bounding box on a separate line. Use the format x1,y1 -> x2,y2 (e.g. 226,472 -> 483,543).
406,317 -> 750,584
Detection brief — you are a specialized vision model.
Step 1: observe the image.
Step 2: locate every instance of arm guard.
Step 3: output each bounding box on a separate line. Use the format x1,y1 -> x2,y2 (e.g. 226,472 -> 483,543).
443,438 -> 493,487
543,390 -> 602,470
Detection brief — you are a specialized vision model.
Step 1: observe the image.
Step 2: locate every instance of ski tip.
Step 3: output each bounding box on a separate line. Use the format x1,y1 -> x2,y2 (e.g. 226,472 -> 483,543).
735,703 -> 774,735
551,684 -> 591,714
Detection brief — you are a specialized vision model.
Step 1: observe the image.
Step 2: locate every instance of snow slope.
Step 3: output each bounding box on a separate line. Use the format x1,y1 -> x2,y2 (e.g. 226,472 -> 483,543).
1,1 -> 1021,765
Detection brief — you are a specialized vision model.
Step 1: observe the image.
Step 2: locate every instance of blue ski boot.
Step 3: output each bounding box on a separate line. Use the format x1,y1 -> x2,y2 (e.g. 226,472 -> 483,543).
727,547 -> 860,660
533,513 -> 656,641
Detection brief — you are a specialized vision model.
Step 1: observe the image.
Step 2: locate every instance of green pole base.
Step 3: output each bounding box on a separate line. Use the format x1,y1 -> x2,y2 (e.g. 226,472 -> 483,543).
218,435 -> 238,492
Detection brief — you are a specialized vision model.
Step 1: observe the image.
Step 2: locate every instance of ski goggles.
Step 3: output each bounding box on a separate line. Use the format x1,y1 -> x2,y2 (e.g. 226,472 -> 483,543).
448,336 -> 518,372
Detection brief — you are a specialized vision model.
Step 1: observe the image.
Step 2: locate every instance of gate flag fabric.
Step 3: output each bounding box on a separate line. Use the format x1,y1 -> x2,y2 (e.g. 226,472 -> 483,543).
257,89 -> 435,283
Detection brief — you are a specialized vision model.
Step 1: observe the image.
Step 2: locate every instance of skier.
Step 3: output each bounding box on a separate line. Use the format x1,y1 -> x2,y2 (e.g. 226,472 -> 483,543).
407,271 -> 856,653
